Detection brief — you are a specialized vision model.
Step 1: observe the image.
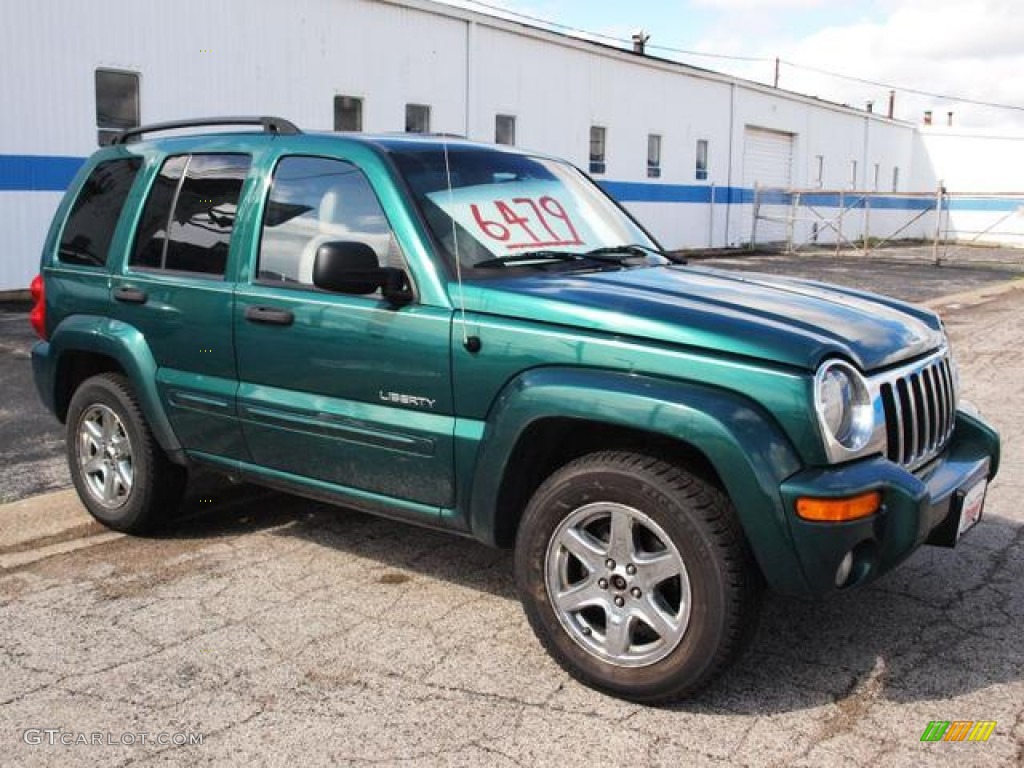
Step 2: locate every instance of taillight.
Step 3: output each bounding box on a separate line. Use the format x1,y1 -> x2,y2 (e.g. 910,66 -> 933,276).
29,274 -> 47,340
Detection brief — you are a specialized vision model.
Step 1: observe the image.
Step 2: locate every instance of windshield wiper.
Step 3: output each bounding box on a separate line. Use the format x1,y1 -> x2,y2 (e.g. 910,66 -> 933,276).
474,245 -> 682,270
584,244 -> 682,264
474,251 -> 583,269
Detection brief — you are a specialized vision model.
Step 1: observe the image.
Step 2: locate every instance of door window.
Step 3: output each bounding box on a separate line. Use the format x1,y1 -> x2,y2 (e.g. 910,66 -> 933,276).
257,156 -> 403,288
130,154 -> 251,277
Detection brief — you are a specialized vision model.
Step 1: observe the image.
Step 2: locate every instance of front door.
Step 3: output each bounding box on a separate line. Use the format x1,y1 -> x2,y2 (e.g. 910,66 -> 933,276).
233,154 -> 455,514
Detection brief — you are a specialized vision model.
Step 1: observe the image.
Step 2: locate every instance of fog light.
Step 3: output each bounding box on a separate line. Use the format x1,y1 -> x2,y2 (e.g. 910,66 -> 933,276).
835,551 -> 854,587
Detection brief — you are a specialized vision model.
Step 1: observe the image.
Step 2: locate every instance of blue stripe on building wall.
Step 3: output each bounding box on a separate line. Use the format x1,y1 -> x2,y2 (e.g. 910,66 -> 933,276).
1,154 -> 1020,214
0,155 -> 85,191
598,181 -> 749,205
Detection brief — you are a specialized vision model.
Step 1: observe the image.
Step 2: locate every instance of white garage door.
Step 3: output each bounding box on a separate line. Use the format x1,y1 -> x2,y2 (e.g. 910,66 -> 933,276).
742,127 -> 794,245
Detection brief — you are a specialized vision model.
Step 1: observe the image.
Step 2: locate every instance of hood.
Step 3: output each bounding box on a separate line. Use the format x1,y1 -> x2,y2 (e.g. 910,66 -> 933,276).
457,264 -> 945,371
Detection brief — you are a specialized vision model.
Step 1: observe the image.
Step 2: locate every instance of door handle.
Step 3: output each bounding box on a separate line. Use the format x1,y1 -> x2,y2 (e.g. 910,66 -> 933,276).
244,305 -> 294,326
113,286 -> 148,304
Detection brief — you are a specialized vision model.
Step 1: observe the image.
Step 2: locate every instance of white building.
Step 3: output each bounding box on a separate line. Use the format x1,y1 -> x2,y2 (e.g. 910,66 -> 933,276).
1,0 -> 1021,291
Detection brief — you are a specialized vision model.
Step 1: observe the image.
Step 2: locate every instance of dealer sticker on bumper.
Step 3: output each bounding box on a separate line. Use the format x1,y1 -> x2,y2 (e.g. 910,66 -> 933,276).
957,479 -> 987,538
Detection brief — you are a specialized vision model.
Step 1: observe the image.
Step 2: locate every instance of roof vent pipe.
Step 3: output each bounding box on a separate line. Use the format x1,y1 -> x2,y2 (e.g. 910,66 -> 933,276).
887,89 -> 895,118
924,110 -> 933,125
631,31 -> 649,55
866,101 -> 873,113
947,111 -> 954,127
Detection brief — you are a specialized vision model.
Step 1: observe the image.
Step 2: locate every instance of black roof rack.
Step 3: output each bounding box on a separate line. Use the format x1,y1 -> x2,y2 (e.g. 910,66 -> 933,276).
111,116 -> 300,145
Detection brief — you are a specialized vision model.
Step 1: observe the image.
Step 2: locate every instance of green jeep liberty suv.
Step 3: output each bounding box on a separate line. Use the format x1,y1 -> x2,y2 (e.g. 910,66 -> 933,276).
30,117 -> 1000,703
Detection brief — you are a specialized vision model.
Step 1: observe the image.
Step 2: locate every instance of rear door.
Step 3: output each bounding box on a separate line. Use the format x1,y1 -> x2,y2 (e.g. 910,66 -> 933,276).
233,153 -> 455,516
110,152 -> 252,460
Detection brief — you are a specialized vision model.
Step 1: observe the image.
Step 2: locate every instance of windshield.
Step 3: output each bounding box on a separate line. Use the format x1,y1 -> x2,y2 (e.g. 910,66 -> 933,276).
390,146 -> 664,274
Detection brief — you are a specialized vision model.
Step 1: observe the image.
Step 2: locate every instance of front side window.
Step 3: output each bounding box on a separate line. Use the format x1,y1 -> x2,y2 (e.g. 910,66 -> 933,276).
130,154 -> 251,277
405,104 -> 431,134
391,146 -> 661,275
334,96 -> 363,132
59,157 -> 142,267
589,126 -> 606,174
96,69 -> 140,146
258,156 -> 401,288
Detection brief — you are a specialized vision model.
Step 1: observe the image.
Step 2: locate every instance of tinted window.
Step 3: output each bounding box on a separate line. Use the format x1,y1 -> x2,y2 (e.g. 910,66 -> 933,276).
405,104 -> 430,134
589,126 -> 606,174
495,114 -> 515,146
647,134 -> 661,179
334,96 -> 363,132
130,154 -> 250,277
96,69 -> 140,146
131,155 -> 187,269
58,157 -> 142,267
695,139 -> 709,181
258,156 -> 401,287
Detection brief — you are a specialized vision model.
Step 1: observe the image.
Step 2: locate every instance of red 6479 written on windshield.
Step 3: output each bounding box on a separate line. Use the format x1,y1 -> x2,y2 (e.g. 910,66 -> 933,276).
428,180 -> 599,256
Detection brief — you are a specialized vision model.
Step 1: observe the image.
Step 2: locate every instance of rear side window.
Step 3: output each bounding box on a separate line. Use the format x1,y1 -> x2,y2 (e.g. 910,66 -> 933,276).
58,157 -> 142,267
130,153 -> 251,277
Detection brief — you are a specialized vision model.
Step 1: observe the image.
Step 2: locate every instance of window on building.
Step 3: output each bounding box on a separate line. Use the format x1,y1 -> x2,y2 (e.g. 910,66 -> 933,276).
405,104 -> 431,134
849,159 -> 858,190
695,139 -> 709,181
59,158 -> 142,266
130,153 -> 251,277
495,114 -> 516,146
647,134 -> 662,178
334,96 -> 363,132
258,156 -> 402,289
95,69 -> 140,146
814,155 -> 824,188
872,163 -> 880,191
589,126 -> 606,174
892,166 -> 900,192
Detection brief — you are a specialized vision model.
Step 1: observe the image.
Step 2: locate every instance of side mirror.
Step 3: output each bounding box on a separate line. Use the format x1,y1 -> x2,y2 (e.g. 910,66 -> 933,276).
312,241 -> 411,303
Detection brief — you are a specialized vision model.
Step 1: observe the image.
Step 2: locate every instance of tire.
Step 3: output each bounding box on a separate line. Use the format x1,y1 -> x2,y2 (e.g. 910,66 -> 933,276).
514,450 -> 762,703
66,372 -> 186,534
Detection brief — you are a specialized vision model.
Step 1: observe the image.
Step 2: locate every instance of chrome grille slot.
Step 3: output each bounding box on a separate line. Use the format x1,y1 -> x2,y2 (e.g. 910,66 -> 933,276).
878,352 -> 956,470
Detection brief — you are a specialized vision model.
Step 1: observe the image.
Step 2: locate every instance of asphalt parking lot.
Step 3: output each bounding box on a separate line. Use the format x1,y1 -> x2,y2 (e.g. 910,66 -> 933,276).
1,250 -> 1023,766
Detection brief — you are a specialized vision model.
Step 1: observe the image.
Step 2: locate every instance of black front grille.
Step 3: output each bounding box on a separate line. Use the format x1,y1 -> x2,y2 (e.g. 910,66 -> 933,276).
879,355 -> 956,468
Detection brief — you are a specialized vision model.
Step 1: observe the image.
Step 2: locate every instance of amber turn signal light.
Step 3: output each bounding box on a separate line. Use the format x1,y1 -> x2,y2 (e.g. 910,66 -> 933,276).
796,491 -> 882,522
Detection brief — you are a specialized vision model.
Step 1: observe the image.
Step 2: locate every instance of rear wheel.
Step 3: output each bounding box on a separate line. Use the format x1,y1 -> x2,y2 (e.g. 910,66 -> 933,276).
514,451 -> 762,703
67,373 -> 185,533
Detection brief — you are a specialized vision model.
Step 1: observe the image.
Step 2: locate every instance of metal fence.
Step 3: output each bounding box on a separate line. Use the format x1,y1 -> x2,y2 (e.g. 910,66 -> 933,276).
750,185 -> 1024,264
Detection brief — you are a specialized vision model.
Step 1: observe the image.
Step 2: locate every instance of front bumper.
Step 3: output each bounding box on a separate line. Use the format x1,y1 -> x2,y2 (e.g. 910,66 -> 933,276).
779,409 -> 1000,596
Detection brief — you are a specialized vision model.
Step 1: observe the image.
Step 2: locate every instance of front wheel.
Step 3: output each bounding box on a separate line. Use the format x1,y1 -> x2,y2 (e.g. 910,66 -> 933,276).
66,373 -> 186,534
514,451 -> 762,703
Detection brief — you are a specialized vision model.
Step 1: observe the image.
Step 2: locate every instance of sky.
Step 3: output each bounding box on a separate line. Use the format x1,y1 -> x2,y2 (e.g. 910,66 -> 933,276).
438,0 -> 1024,134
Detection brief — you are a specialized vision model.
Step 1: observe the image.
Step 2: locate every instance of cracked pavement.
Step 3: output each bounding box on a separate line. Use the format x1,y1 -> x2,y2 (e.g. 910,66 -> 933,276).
1,272 -> 1023,766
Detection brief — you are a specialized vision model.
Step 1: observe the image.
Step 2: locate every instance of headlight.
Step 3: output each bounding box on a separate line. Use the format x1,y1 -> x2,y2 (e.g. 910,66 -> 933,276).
814,360 -> 874,453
